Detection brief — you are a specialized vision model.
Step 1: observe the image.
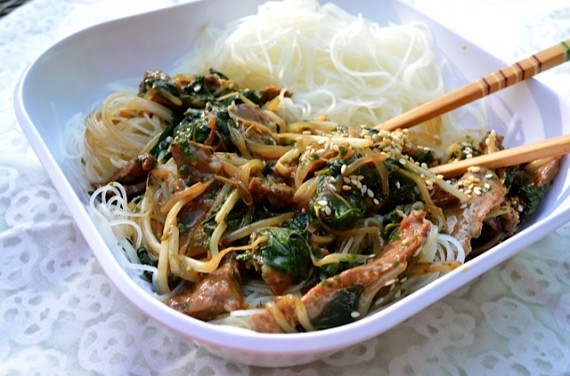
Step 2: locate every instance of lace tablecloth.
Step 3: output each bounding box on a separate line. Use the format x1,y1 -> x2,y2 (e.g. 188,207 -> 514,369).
2,0 -> 570,374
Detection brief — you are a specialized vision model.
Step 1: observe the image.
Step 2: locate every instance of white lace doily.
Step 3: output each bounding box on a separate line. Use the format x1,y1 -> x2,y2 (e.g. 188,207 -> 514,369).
2,0 -> 570,374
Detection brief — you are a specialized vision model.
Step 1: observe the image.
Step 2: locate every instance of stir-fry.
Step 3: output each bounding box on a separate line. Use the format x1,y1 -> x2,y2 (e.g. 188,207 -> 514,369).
84,70 -> 559,332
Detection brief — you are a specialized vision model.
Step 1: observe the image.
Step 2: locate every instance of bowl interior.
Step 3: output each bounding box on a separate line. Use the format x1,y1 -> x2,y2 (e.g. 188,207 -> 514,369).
14,0 -> 570,367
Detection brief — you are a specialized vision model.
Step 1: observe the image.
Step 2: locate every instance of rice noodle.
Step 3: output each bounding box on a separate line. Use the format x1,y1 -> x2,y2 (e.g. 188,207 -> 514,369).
184,0 -> 481,154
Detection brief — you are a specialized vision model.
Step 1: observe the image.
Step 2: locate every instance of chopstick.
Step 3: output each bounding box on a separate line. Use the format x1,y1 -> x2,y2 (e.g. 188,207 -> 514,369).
429,134 -> 570,178
376,39 -> 570,132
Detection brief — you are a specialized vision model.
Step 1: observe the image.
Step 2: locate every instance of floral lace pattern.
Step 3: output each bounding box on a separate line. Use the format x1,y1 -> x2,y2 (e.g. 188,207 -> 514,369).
2,0 -> 570,374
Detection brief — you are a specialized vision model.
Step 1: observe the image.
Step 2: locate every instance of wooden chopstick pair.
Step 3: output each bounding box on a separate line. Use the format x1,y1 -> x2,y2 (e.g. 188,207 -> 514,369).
375,39 -> 570,178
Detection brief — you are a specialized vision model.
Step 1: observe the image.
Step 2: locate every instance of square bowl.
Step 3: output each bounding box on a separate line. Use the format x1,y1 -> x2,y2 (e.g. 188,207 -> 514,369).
14,0 -> 570,367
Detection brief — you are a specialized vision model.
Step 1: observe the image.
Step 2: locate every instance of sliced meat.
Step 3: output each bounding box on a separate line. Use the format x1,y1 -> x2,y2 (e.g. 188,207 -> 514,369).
528,156 -> 561,187
167,254 -> 244,321
497,205 -> 520,237
444,167 -> 506,256
249,177 -> 296,208
251,210 -> 432,333
261,266 -> 295,296
177,195 -> 214,258
170,141 -> 223,183
107,152 -> 155,185
484,205 -> 520,238
430,184 -> 459,207
478,131 -> 504,155
101,152 -> 155,197
229,103 -> 278,132
261,85 -> 290,103
471,205 -> 520,257
203,73 -> 236,97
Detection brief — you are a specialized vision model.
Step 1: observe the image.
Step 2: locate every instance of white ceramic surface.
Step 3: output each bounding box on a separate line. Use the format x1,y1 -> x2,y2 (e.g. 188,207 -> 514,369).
13,0 -> 570,367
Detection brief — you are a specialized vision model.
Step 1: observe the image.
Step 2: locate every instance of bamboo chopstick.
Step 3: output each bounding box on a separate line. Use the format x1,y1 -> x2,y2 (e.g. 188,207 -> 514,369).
429,134 -> 570,178
377,39 -> 570,132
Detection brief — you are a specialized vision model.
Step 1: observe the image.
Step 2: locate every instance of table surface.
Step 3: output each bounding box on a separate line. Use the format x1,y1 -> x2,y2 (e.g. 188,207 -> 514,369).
2,0 -> 570,375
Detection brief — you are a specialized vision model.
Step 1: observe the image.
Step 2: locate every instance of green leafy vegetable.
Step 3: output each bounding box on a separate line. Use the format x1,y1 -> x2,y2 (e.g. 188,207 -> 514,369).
311,287 -> 363,330
251,227 -> 313,282
503,167 -> 545,220
311,176 -> 368,229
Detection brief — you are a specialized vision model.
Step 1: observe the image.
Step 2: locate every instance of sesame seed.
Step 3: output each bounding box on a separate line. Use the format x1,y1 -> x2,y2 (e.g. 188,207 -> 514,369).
395,181 -> 401,189
373,198 -> 380,205
350,311 -> 360,318
318,200 -> 328,206
367,189 -> 374,198
324,206 -> 332,216
341,164 -> 347,174
342,185 -> 352,191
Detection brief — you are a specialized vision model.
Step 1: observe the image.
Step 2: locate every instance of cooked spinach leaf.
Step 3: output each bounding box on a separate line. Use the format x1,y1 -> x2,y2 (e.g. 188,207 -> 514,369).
311,287 -> 364,330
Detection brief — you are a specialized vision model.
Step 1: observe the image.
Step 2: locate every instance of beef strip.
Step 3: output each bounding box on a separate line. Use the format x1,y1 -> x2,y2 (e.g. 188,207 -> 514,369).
170,141 -> 223,184
470,205 -> 520,257
251,210 -> 432,333
444,167 -> 506,256
109,152 -> 155,184
470,156 -> 561,257
430,185 -> 460,207
101,152 -> 155,197
261,267 -> 295,296
478,131 -> 504,155
248,177 -> 296,208
529,156 -> 561,187
492,205 -> 520,237
167,253 -> 244,321
261,85 -> 291,104
177,197 -> 214,258
229,103 -> 278,132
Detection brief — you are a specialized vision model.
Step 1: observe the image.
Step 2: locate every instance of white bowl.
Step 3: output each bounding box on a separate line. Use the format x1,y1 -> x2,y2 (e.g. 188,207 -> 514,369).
14,0 -> 570,367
